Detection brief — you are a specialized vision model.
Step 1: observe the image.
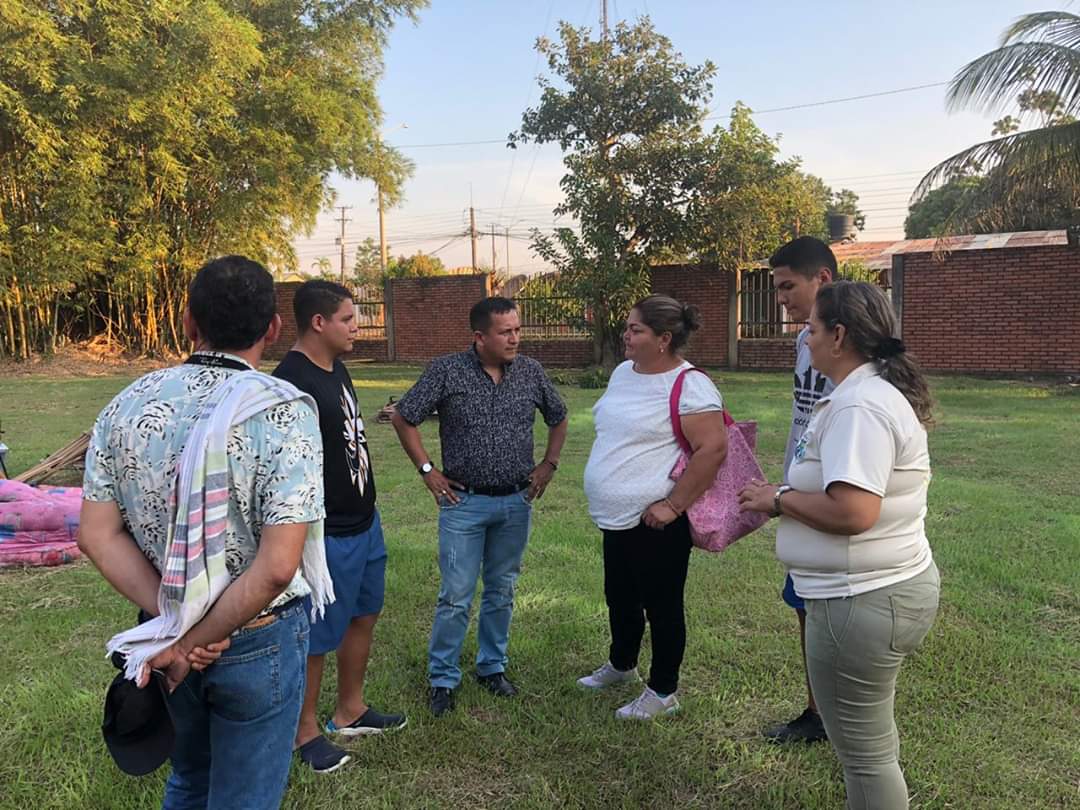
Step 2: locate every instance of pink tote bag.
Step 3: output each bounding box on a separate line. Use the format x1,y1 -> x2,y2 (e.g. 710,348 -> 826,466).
668,368 -> 769,552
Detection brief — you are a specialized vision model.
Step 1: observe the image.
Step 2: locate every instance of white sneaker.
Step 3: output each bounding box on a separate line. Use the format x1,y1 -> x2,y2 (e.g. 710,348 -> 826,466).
576,661 -> 640,689
615,686 -> 680,720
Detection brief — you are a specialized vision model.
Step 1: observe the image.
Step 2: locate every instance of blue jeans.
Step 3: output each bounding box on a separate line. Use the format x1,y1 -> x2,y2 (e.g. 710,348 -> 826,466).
162,601 -> 309,810
428,491 -> 532,688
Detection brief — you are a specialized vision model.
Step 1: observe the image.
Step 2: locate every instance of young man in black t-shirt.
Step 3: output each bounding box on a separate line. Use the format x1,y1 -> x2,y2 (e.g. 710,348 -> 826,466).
273,280 -> 405,774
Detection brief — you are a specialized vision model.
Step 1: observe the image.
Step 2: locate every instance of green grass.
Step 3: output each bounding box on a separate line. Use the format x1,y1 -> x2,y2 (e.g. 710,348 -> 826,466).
1,365 -> 1078,809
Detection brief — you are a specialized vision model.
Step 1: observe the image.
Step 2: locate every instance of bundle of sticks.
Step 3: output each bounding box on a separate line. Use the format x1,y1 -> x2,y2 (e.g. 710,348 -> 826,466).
14,432 -> 91,485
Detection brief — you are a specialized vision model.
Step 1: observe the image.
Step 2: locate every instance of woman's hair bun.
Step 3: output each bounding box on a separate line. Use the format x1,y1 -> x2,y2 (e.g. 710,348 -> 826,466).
682,303 -> 702,333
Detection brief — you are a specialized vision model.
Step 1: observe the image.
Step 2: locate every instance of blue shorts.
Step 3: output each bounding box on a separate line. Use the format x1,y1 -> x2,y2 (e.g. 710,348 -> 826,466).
306,512 -> 387,656
782,573 -> 805,611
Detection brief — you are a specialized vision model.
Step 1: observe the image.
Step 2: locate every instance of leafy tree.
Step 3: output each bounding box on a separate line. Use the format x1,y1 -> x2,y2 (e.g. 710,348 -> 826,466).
351,237 -> 385,287
385,252 -> 445,278
0,0 -> 423,358
677,105 -> 835,268
915,10 -> 1080,234
905,175 -> 988,237
510,18 -> 716,367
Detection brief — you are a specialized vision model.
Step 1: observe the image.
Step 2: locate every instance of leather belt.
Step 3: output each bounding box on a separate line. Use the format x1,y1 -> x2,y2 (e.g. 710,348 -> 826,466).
458,480 -> 530,497
241,596 -> 302,631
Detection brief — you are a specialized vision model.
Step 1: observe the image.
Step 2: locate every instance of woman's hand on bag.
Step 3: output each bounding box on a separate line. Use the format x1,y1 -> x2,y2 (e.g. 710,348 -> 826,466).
643,500 -> 679,530
738,479 -> 778,514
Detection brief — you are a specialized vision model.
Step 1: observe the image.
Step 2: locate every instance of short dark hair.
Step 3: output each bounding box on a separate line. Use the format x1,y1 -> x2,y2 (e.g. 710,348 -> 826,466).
632,294 -> 702,351
293,280 -> 353,334
188,256 -> 276,350
769,236 -> 837,279
470,296 -> 517,333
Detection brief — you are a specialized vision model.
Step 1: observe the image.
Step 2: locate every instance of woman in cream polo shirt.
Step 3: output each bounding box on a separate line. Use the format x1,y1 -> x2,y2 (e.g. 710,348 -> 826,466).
740,280 -> 939,810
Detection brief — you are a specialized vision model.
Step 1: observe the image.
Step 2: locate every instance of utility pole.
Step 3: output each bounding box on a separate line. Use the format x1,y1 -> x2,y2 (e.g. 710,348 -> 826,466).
377,186 -> 388,275
470,206 -> 478,271
491,223 -> 497,275
335,205 -> 351,285
505,227 -> 511,275
601,0 -> 608,40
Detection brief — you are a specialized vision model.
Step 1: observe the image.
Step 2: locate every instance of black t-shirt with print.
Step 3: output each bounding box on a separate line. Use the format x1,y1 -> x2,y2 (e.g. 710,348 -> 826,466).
273,351 -> 376,535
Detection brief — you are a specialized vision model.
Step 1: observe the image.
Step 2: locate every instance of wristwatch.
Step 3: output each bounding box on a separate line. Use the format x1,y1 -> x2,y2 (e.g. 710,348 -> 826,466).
773,485 -> 793,518
418,461 -> 434,476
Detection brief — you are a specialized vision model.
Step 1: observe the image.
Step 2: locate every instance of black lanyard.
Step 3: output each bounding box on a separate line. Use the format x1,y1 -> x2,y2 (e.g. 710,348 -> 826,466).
184,353 -> 251,372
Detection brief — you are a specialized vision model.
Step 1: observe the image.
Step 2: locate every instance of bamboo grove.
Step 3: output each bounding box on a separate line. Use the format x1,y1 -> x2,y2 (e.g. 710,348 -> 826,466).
0,0 -> 420,359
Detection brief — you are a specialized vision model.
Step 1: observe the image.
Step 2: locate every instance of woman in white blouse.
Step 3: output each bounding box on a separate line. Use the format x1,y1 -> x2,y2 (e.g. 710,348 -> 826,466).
580,295 -> 728,720
740,281 -> 939,810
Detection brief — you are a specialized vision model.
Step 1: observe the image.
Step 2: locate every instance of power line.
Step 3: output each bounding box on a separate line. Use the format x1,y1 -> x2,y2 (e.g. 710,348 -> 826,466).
716,81 -> 949,118
389,82 -> 950,150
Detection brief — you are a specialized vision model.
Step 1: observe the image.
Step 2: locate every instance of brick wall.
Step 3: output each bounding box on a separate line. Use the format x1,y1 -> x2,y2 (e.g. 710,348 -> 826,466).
649,264 -> 733,366
388,274 -> 491,362
902,244 -> 1080,374
275,245 -> 1080,375
738,338 -> 796,370
268,282 -> 301,361
522,338 -> 593,367
350,339 -> 389,362
268,282 -> 389,362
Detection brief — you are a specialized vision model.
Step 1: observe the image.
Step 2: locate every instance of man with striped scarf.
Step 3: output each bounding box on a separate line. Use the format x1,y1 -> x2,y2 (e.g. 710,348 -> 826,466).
79,256 -> 329,810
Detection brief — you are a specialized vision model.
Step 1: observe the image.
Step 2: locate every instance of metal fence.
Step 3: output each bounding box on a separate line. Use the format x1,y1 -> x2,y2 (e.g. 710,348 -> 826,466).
514,295 -> 590,339
351,285 -> 385,339
737,266 -> 892,339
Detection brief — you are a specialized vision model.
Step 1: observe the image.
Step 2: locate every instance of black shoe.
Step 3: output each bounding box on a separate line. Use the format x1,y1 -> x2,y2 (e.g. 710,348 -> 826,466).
296,735 -> 351,774
429,687 -> 455,717
476,671 -> 518,697
763,707 -> 828,744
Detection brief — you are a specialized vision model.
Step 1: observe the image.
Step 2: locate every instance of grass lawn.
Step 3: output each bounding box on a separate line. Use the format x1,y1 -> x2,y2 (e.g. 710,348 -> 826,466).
0,364 -> 1077,809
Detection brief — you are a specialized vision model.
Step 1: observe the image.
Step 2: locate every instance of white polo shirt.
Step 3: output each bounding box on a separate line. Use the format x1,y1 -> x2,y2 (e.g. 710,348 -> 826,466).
776,362 -> 933,599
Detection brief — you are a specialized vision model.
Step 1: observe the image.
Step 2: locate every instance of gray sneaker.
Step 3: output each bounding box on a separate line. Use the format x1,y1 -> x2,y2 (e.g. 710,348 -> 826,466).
615,686 -> 680,720
577,661 -> 640,689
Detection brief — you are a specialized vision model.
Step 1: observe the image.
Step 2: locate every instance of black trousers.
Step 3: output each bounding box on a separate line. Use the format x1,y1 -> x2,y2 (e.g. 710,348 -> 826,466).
602,514 -> 693,695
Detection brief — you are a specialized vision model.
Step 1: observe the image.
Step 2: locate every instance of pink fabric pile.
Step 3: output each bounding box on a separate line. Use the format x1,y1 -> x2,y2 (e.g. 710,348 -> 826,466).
0,479 -> 83,568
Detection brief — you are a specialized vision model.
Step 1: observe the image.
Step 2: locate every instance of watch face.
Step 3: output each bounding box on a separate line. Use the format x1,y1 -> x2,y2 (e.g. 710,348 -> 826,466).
420,462 -> 433,474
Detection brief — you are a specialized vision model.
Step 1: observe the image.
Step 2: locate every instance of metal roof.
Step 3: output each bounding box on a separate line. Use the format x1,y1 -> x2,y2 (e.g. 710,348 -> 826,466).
829,230 -> 1069,270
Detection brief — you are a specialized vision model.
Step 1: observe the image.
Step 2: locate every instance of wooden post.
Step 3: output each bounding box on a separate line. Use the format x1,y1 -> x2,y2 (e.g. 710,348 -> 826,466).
728,268 -> 741,369
383,277 -> 396,362
890,254 -> 904,336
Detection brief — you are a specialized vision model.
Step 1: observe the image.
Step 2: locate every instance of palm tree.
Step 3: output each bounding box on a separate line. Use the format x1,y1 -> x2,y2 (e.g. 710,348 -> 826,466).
310,257 -> 332,276
914,11 -> 1080,232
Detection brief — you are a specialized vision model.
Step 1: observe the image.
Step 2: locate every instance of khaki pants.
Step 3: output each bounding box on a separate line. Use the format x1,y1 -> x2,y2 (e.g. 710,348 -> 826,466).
805,562 -> 940,810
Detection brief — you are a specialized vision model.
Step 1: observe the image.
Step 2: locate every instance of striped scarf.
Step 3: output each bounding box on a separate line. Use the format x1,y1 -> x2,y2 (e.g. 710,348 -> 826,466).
107,371 -> 334,681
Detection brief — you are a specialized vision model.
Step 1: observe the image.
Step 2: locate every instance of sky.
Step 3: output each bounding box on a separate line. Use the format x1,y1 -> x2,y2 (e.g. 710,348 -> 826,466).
293,0 -> 1054,277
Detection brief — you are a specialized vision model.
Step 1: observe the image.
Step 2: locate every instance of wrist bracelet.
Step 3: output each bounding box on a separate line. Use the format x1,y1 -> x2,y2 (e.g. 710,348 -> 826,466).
663,497 -> 682,515
543,458 -> 558,471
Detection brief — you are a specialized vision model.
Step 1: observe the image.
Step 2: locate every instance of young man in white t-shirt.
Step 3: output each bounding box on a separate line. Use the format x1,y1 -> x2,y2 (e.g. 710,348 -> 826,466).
762,235 -> 836,744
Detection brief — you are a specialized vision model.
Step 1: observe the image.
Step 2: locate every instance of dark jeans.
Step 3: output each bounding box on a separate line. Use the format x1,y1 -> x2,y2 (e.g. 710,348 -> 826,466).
602,515 -> 693,695
162,602 -> 309,810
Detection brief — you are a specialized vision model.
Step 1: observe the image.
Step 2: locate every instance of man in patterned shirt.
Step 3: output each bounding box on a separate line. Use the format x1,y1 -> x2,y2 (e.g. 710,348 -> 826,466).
391,296 -> 568,717
79,256 -> 325,809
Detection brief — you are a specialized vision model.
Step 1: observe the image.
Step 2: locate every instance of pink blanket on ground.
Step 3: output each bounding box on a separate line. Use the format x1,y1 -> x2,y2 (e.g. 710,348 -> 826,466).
0,479 -> 83,568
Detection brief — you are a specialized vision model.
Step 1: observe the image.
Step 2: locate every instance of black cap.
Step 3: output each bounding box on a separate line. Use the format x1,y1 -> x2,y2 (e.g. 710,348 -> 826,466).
101,654 -> 175,776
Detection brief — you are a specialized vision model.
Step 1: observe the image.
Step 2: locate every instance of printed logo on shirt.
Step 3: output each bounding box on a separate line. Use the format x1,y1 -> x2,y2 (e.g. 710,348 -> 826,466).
793,366 -> 829,424
340,383 -> 370,495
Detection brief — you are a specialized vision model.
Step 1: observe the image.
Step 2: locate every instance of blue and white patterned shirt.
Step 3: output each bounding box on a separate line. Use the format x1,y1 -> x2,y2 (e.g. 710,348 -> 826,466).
82,352 -> 325,606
